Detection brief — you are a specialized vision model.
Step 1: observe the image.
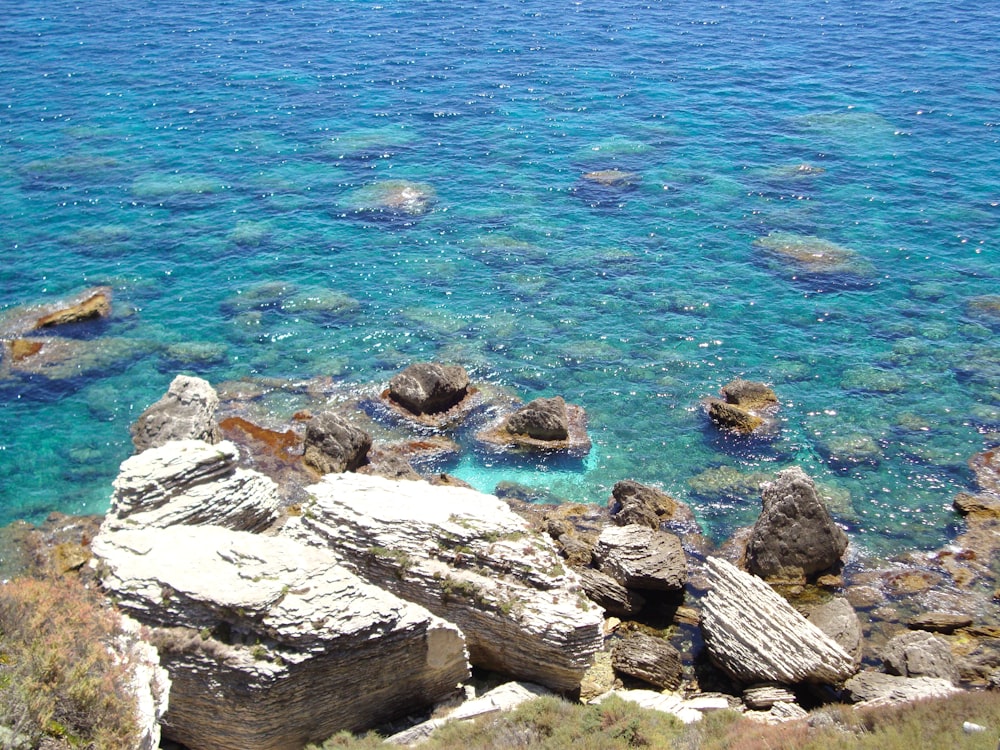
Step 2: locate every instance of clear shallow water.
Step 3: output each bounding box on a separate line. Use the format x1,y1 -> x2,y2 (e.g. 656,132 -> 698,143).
1,0 -> 997,556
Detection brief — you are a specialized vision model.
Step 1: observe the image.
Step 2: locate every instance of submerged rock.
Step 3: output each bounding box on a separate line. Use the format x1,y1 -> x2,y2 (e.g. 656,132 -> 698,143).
745,467 -> 848,581
93,524 -> 469,750
132,375 -> 223,452
344,180 -> 437,219
283,472 -> 604,692
700,557 -> 857,685
753,232 -> 875,279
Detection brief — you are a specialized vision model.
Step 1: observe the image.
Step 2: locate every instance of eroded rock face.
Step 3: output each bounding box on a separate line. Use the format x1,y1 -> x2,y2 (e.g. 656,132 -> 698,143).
882,630 -> 959,683
746,467 -> 848,580
104,439 -> 280,533
808,597 -> 863,667
132,375 -> 222,452
576,567 -> 645,617
592,524 -> 686,592
388,362 -> 469,415
283,472 -> 604,692
93,525 -> 469,750
302,411 -> 372,474
844,671 -> 960,708
700,557 -> 857,685
611,631 -> 683,690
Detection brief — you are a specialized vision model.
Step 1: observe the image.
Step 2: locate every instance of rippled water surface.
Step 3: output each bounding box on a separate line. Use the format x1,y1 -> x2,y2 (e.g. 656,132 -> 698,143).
1,0 -> 998,556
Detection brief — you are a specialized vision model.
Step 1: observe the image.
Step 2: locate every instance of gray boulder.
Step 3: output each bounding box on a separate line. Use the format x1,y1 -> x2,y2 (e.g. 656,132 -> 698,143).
303,411 -> 372,474
505,397 -> 569,441
882,630 -> 959,683
700,557 -> 857,685
388,362 -> 469,415
592,524 -> 686,592
844,670 -> 960,707
131,375 -> 222,452
608,480 -> 679,529
93,524 -> 469,750
746,467 -> 848,580
576,567 -> 646,617
808,597 -> 864,667
611,631 -> 683,690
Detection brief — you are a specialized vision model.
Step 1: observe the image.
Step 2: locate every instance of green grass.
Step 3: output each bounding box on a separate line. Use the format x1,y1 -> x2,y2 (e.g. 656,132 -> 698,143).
310,691 -> 1000,750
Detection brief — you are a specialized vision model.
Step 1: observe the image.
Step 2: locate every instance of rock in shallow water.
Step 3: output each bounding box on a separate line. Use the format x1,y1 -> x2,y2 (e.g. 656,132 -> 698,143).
746,466 -> 848,581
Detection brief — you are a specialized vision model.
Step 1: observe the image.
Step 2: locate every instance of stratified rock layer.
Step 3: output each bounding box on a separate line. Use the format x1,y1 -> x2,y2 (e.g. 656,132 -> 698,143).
131,375 -> 222,451
592,524 -> 686,592
105,439 -> 280,532
700,557 -> 857,685
746,467 -> 848,579
285,472 -> 604,691
93,525 -> 468,750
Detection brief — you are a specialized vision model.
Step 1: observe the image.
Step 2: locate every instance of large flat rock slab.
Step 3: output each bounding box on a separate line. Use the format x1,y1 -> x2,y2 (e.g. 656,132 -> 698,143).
285,472 -> 604,691
93,525 -> 468,750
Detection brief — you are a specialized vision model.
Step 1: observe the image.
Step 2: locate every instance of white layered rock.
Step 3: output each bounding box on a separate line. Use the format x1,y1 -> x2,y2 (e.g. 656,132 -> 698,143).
93,524 -> 469,750
285,472 -> 605,691
104,439 -> 279,532
700,557 -> 857,685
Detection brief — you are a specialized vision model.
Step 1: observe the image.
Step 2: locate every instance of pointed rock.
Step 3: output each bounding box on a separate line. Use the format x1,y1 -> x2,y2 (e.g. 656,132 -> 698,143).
132,375 -> 222,452
746,467 -> 848,580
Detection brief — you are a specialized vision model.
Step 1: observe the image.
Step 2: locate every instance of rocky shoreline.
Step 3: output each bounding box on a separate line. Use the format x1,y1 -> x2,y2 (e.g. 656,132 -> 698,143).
3,355 -> 1000,749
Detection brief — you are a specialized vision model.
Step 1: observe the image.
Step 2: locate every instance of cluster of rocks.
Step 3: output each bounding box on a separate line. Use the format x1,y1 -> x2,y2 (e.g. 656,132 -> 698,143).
703,378 -> 780,436
85,370 -> 610,748
11,355 -> 997,747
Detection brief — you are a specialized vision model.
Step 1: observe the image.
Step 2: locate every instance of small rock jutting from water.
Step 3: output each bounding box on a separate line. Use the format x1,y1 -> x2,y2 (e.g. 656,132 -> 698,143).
704,378 -> 779,436
477,395 -> 591,453
387,362 -> 470,416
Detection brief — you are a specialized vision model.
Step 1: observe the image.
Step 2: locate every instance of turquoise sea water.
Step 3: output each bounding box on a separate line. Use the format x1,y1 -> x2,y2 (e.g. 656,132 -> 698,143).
1,0 -> 997,557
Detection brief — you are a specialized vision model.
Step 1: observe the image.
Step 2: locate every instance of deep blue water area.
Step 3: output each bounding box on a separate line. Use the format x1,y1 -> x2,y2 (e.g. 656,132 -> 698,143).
1,0 -> 997,557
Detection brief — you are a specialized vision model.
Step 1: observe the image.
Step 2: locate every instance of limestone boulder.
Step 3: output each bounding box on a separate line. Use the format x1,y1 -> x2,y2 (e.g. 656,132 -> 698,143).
844,671 -> 960,708
302,410 -> 372,474
132,375 -> 222,452
592,524 -> 686,592
608,480 -> 679,529
807,597 -> 864,667
882,630 -> 959,683
93,524 -> 469,750
575,567 -> 646,617
104,439 -> 280,533
283,472 -> 604,692
745,467 -> 848,580
700,557 -> 857,685
387,362 -> 470,415
611,632 -> 683,690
